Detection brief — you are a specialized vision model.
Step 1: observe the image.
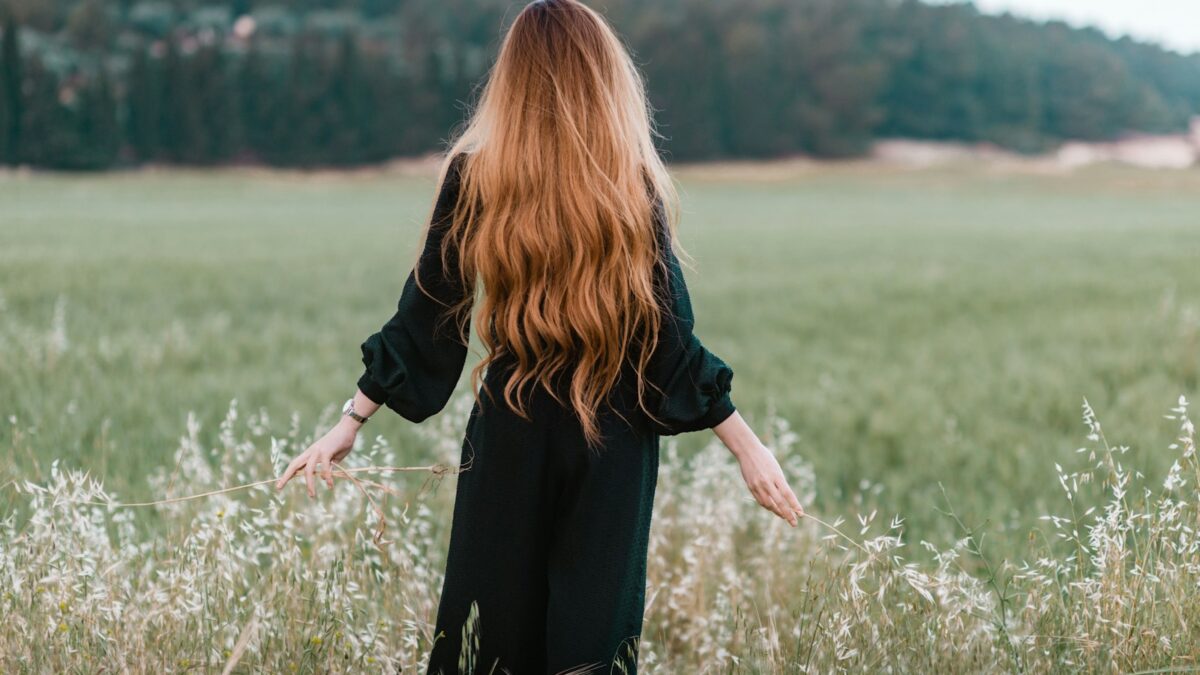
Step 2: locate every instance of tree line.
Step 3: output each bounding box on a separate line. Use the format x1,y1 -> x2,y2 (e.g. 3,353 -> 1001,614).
1,0 -> 1198,170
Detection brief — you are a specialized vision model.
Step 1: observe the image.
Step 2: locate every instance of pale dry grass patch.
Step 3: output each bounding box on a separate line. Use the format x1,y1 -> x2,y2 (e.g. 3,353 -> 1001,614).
3,393 -> 1200,672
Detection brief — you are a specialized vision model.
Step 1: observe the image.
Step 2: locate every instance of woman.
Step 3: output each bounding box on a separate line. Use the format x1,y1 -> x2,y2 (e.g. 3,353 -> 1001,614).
275,0 -> 804,672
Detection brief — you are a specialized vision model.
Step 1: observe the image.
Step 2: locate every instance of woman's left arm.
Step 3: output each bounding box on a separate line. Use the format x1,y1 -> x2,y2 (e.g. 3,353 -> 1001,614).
642,203 -> 803,526
713,411 -> 805,527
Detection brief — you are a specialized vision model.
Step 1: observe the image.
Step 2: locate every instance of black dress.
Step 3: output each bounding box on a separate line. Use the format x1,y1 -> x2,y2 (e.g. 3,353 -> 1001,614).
357,152 -> 736,674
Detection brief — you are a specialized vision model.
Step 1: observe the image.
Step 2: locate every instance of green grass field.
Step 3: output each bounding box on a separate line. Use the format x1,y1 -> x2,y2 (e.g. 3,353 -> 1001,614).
4,162 -> 1200,671
3,162 -> 1199,547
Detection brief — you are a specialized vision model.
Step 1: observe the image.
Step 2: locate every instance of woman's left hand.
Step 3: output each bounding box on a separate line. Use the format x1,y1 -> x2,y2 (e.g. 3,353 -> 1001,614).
275,419 -> 360,497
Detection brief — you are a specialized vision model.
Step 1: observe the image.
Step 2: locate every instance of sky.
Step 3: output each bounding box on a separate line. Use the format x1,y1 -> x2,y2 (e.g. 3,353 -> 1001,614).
938,0 -> 1200,54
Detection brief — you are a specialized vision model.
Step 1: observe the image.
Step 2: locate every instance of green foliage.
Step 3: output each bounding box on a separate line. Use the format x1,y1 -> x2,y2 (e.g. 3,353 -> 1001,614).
1,3 -> 20,165
125,47 -> 160,159
65,0 -> 112,52
2,0 -> 1199,169
127,1 -> 176,38
877,2 -> 1192,149
71,68 -> 120,168
3,2 -> 119,169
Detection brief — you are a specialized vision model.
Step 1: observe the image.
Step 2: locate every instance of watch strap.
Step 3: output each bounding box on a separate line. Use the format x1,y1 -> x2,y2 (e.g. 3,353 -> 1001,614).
343,398 -> 369,424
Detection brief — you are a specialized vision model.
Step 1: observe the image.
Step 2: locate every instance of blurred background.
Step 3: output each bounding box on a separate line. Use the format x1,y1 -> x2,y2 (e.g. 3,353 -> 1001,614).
0,0 -> 1199,168
2,0 -> 1199,561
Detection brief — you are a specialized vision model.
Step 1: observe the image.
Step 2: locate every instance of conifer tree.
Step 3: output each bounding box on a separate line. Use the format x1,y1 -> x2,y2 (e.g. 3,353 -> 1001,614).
76,67 -> 119,168
1,3 -> 21,165
126,48 -> 162,161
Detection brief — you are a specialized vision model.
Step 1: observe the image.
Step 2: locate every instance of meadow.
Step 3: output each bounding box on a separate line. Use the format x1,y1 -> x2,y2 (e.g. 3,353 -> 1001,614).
2,161 -> 1199,671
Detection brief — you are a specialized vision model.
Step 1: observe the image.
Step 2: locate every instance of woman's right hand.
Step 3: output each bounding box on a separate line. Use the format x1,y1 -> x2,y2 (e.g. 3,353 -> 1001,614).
275,418 -> 360,497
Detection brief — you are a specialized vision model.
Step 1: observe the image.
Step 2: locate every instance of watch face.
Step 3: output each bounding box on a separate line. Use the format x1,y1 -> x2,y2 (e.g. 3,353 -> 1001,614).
343,399 -> 354,415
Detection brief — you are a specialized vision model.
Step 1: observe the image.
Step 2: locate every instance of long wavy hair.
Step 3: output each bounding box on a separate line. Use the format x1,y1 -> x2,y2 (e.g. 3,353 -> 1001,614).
420,0 -> 682,448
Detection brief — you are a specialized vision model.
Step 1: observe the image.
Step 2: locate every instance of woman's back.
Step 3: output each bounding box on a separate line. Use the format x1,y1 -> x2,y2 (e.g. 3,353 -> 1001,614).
358,149 -> 736,444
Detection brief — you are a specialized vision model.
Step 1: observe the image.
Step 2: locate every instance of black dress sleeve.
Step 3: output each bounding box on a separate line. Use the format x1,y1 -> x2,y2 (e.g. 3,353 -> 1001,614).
644,200 -> 737,435
356,152 -> 472,423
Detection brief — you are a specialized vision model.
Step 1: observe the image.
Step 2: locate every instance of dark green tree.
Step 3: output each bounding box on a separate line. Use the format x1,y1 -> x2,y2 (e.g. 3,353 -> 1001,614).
325,34 -> 369,164
881,2 -> 986,141
74,67 -> 120,168
363,67 -> 407,161
236,41 -> 276,161
187,45 -> 237,163
269,34 -> 326,166
125,47 -> 162,161
782,0 -> 891,157
158,38 -> 206,162
6,0 -> 1200,167
17,56 -> 71,167
65,0 -> 111,52
1,3 -> 21,165
635,4 -> 732,160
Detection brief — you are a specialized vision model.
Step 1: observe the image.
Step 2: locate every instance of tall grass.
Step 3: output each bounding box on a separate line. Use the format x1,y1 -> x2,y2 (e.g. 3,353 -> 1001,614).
2,393 -> 1198,672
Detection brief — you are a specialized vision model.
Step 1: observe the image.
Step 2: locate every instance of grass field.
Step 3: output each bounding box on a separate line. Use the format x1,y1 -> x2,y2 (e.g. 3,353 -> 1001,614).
2,161 -> 1200,671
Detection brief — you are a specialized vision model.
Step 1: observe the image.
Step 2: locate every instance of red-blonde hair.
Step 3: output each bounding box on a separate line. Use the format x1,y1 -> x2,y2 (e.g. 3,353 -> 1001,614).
424,0 -> 682,448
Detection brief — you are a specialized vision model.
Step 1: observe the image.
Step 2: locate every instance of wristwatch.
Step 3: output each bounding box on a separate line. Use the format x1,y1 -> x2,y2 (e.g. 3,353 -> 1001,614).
342,398 -> 369,424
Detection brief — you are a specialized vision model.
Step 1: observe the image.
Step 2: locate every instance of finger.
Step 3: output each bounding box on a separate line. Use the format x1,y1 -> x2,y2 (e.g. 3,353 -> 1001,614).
764,484 -> 795,526
753,483 -> 783,520
772,485 -> 798,526
750,482 -> 768,509
276,456 -> 305,491
779,481 -> 805,517
304,456 -> 317,498
778,494 -> 798,526
752,483 -> 774,510
322,455 -> 335,489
